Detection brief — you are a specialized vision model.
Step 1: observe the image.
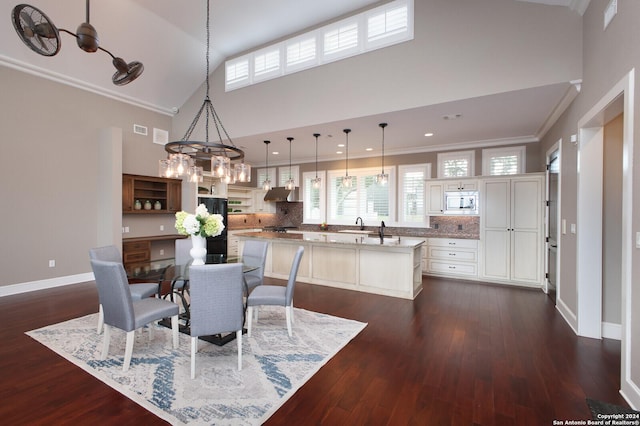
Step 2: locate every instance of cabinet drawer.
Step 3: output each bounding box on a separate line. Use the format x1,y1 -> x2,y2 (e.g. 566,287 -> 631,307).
123,241 -> 151,252
428,238 -> 478,249
428,260 -> 477,276
428,247 -> 477,262
123,250 -> 150,264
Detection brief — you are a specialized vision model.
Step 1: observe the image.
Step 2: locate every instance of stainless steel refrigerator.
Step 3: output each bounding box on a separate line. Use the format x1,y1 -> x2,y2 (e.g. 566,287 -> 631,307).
197,197 -> 228,262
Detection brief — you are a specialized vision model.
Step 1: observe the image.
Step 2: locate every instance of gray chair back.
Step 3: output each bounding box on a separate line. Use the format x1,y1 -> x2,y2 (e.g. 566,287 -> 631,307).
188,263 -> 244,337
90,259 -> 135,332
89,245 -> 122,263
175,238 -> 192,265
285,246 -> 305,305
242,240 -> 269,287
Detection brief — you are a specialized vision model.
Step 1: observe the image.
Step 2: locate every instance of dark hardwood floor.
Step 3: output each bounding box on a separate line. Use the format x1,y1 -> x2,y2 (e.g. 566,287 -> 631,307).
0,276 -> 628,425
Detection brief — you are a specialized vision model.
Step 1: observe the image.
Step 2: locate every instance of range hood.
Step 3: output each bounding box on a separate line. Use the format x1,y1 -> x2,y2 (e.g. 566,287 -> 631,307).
264,187 -> 298,202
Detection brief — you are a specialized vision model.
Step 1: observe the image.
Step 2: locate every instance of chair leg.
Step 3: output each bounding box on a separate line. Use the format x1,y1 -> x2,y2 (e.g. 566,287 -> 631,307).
290,299 -> 295,324
148,322 -> 154,341
285,306 -> 293,337
237,330 -> 243,370
97,304 -> 104,334
123,330 -> 135,372
190,336 -> 198,379
247,307 -> 253,337
171,315 -> 179,349
101,324 -> 110,360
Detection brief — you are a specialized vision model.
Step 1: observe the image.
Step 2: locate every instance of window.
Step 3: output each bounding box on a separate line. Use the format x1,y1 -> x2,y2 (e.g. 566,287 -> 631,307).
327,167 -> 395,225
256,167 -> 277,188
398,164 -> 430,226
225,0 -> 414,91
366,3 -> 410,48
253,46 -> 281,81
302,171 -> 326,223
437,150 -> 475,178
323,20 -> 360,60
482,146 -> 526,175
278,166 -> 300,187
286,35 -> 317,71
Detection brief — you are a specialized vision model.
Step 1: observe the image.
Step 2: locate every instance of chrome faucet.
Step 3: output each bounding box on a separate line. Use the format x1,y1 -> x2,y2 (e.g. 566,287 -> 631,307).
379,220 -> 386,243
356,216 -> 364,230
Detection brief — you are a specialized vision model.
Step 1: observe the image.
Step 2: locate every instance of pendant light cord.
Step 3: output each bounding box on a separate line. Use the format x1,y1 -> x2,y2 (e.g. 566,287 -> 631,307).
314,133 -> 320,178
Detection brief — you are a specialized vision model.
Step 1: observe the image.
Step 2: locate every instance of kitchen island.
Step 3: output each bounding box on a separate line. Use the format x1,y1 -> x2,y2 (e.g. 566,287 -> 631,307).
237,231 -> 425,299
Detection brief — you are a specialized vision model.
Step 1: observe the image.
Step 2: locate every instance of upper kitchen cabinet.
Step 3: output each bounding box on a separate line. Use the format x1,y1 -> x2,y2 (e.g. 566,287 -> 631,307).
252,189 -> 276,213
122,174 -> 182,214
444,179 -> 478,191
426,181 -> 445,215
479,174 -> 544,287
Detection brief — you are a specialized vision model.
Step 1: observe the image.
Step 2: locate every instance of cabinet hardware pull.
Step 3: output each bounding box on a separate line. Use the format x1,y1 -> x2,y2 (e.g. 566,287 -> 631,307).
449,253 -> 456,256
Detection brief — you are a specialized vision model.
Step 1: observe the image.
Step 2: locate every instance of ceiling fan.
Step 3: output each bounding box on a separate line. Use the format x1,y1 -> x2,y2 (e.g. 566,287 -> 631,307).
11,1 -> 144,85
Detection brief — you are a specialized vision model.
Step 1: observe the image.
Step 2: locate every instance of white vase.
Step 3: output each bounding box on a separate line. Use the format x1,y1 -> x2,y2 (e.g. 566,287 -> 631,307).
190,235 -> 207,265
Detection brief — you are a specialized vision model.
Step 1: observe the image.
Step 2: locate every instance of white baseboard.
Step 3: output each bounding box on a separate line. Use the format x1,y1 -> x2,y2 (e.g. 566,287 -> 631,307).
556,298 -> 578,335
602,321 -> 621,340
0,273 -> 94,297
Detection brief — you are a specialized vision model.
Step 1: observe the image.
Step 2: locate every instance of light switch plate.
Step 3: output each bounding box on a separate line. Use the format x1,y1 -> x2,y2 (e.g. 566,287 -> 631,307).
570,223 -> 576,234
562,219 -> 567,234
636,232 -> 640,249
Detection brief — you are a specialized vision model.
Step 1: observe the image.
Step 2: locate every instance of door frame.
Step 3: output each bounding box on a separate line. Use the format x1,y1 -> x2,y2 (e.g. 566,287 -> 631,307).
544,142 -> 561,297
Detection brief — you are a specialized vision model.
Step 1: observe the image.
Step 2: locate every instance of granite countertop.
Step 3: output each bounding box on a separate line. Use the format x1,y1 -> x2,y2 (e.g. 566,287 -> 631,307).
237,231 -> 425,249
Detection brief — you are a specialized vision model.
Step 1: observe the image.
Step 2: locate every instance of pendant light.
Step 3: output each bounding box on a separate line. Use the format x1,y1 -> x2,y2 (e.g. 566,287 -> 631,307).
376,122 -> 389,185
342,129 -> 353,188
262,140 -> 272,191
312,133 -> 321,189
285,137 -> 295,190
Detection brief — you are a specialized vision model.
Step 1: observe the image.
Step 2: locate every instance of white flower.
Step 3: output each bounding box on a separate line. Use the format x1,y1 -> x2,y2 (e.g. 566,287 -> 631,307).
194,203 -> 210,219
182,214 -> 200,235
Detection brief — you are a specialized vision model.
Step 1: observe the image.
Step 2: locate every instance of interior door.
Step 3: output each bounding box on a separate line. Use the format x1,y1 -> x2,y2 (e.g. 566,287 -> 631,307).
546,150 -> 560,300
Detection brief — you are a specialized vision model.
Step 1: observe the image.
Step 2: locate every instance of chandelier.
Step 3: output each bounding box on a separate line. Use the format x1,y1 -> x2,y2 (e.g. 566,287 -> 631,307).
160,0 -> 249,184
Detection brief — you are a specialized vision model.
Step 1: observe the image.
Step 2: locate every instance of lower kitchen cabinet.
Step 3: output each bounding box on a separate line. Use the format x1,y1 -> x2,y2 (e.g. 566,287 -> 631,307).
423,238 -> 478,278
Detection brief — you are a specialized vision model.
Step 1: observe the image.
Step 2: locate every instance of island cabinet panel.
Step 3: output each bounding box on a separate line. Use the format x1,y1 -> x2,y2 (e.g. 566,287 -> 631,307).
359,250 -> 411,293
311,246 -> 357,284
271,242 -> 310,279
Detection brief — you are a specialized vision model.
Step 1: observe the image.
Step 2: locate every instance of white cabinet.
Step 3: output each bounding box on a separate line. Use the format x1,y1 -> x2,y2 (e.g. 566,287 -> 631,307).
426,181 -> 445,215
444,179 -> 478,191
424,238 -> 478,278
480,175 -> 544,286
252,189 -> 276,213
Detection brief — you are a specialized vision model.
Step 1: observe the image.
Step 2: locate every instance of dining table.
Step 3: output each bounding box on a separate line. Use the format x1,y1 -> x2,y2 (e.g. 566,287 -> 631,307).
125,255 -> 258,346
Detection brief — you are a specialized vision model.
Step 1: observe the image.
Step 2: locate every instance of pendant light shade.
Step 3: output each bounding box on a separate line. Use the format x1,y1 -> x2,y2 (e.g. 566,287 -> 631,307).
285,137 -> 295,190
262,140 -> 271,191
376,122 -> 389,185
312,133 -> 321,189
342,129 -> 353,188
234,162 -> 251,183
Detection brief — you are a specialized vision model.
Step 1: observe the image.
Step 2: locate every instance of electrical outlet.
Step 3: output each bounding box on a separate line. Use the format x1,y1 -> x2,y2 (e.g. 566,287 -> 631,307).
125,226 -> 130,233
160,225 -> 164,231
48,260 -> 55,267
159,249 -> 164,256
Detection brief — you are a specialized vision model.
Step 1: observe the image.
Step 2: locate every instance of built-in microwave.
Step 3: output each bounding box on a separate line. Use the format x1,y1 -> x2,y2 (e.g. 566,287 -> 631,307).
444,191 -> 478,215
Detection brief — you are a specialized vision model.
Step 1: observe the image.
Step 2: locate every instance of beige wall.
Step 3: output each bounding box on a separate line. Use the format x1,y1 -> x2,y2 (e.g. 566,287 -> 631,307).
539,1 -> 640,408
0,66 -> 172,287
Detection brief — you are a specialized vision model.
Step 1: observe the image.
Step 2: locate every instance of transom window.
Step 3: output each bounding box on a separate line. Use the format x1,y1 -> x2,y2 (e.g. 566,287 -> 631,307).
225,0 -> 413,91
482,146 -> 526,175
437,150 -> 475,178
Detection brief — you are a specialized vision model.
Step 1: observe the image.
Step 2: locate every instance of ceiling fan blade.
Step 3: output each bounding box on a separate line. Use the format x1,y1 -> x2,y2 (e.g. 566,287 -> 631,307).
20,10 -> 36,37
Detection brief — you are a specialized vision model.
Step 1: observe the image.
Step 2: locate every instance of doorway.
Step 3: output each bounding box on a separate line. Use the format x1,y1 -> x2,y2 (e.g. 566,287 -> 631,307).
545,146 -> 560,302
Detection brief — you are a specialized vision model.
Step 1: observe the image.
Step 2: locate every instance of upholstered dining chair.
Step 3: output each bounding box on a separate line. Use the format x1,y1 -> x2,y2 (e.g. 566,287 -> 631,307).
188,263 -> 245,378
241,240 -> 269,294
90,259 -> 179,372
89,245 -> 158,334
247,246 -> 304,338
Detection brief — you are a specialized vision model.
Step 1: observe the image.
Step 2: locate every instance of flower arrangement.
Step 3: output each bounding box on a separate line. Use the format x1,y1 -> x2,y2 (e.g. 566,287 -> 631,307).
319,222 -> 328,231
175,204 -> 225,238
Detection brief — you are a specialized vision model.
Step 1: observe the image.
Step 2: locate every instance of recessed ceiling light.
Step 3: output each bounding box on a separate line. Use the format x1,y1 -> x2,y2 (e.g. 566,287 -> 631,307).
424,132 -> 434,137
336,151 -> 343,154
272,151 -> 279,155
366,147 -> 373,151
337,144 -> 345,148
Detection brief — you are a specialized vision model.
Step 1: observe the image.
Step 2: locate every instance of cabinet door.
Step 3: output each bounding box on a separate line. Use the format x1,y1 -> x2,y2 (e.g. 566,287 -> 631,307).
481,179 -> 510,280
426,182 -> 444,214
510,177 -> 543,284
167,181 -> 182,212
122,175 -> 134,211
253,189 -> 276,213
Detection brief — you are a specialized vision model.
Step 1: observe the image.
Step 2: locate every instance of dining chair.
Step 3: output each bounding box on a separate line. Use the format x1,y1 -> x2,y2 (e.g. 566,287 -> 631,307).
90,259 -> 179,372
89,245 -> 159,334
247,246 -> 304,338
241,240 -> 269,294
188,263 -> 245,378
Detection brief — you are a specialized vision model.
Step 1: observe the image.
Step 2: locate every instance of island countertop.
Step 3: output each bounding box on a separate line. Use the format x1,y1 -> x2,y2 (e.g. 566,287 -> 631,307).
236,231 -> 425,249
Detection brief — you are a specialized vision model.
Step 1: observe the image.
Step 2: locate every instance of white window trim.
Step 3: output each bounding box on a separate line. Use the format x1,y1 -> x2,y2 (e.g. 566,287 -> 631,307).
302,171 -> 326,224
437,150 -> 476,178
225,56 -> 250,90
252,45 -> 283,82
397,163 -> 431,228
256,167 -> 277,189
481,146 -> 526,175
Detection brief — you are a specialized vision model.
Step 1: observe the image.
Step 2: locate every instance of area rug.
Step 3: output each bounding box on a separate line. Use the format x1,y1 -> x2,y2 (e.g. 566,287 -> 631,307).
27,308 -> 366,425
586,398 -> 640,418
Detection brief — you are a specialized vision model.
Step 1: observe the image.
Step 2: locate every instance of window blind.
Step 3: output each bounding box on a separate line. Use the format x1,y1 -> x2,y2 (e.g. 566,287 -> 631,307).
488,155 -> 519,175
368,5 -> 408,42
286,37 -> 316,67
225,59 -> 249,85
324,22 -> 359,56
254,49 -> 280,77
398,165 -> 427,224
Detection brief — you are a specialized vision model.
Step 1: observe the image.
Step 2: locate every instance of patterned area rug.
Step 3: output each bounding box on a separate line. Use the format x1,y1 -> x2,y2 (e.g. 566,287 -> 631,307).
27,308 -> 366,425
